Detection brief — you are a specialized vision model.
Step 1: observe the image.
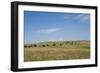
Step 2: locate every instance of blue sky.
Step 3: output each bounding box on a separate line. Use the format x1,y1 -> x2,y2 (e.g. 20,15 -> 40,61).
24,11 -> 90,44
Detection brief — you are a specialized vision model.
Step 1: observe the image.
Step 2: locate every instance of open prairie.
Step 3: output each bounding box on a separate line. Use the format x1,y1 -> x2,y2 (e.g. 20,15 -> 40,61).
24,40 -> 90,62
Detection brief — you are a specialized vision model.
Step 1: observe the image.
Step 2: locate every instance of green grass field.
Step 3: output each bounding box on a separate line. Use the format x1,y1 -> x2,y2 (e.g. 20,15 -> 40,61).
24,40 -> 90,62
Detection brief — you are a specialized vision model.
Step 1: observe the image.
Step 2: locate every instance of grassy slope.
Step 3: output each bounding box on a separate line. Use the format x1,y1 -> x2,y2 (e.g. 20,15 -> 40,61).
24,41 -> 90,62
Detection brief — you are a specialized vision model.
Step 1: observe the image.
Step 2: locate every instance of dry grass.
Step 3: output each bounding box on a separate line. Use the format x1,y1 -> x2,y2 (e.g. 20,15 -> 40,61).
24,41 -> 90,62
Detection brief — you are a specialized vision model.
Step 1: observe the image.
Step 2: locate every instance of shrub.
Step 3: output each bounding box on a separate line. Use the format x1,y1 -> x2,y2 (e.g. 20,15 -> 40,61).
33,44 -> 37,47
47,44 -> 49,47
52,43 -> 56,46
42,45 -> 45,47
65,41 -> 70,44
24,45 -> 28,48
59,43 -> 63,46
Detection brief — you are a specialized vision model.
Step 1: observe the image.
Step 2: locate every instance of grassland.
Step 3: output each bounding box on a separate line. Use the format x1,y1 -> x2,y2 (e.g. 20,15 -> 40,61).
24,40 -> 90,62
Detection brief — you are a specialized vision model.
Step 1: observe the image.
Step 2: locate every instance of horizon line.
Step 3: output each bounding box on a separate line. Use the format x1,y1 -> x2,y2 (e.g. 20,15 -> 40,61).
24,40 -> 90,44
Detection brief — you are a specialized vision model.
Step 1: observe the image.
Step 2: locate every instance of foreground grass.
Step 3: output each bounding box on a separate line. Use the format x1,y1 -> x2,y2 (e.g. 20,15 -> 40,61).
24,41 -> 90,62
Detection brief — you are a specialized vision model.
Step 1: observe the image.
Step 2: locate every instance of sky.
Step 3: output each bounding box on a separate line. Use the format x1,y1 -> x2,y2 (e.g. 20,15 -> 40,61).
24,11 -> 90,44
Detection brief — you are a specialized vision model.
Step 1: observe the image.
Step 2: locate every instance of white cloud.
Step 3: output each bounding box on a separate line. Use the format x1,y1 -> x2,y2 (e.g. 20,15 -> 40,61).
76,14 -> 90,21
62,13 -> 90,22
38,28 -> 60,33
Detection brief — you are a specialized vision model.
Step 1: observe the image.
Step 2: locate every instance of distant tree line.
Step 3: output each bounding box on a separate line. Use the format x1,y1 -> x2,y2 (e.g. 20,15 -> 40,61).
24,41 -> 79,48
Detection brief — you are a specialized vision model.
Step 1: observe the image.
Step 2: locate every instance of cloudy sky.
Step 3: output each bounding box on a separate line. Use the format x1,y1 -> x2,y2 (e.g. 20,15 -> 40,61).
24,11 -> 90,44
